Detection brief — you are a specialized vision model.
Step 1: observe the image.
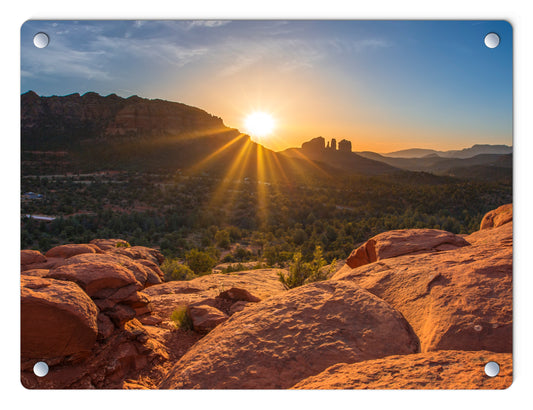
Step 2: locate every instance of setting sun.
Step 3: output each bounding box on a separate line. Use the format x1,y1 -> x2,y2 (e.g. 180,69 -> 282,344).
244,111 -> 276,138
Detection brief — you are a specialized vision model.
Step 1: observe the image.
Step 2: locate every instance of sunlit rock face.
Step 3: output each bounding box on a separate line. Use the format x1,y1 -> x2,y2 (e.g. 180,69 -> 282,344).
159,281 -> 420,389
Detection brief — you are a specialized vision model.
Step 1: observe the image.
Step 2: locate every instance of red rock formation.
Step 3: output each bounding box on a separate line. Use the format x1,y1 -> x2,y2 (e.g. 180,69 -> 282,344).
61,252 -> 162,287
21,240 -> 174,389
20,205 -> 513,390
187,305 -> 228,333
334,220 -> 512,353
21,318 -> 170,389
105,245 -> 165,266
21,92 -> 225,141
292,350 -> 512,389
218,287 -> 261,302
21,276 -> 98,359
159,281 -> 420,389
480,203 -> 512,230
46,261 -> 140,297
346,229 -> 469,269
144,269 -> 286,325
45,243 -> 102,258
21,249 -> 46,266
20,268 -> 50,277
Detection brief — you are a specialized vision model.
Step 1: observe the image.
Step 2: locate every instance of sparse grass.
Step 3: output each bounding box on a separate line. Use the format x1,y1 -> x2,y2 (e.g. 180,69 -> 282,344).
170,305 -> 193,331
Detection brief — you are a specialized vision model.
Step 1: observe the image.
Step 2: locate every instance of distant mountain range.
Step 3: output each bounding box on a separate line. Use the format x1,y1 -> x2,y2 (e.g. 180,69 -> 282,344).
281,136 -> 511,181
21,92 -> 512,181
381,144 -> 512,159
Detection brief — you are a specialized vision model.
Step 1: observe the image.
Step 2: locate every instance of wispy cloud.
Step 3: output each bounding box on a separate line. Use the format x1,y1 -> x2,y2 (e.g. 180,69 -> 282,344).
92,35 -> 209,68
22,42 -> 111,81
215,36 -> 390,77
185,21 -> 231,30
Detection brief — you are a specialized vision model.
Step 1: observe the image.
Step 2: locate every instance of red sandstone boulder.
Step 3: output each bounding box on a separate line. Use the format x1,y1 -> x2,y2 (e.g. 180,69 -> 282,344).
333,222 -> 512,353
21,275 -> 98,359
480,203 -> 512,230
466,219 -> 513,247
21,257 -> 66,272
46,261 -> 140,297
20,268 -> 49,277
130,246 -> 165,265
159,281 -> 420,389
187,305 -> 228,333
144,269 -> 287,324
137,259 -> 165,280
45,243 -> 101,259
21,250 -> 46,266
218,287 -> 261,302
292,350 -> 512,389
61,253 -> 160,288
104,245 -> 165,265
346,229 -> 470,269
21,318 -> 169,389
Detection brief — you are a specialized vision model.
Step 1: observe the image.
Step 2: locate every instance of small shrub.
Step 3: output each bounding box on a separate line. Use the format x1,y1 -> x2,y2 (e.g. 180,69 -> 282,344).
161,258 -> 195,281
170,306 -> 193,330
221,254 -> 235,263
115,241 -> 131,248
215,230 -> 231,249
279,246 -> 334,289
279,252 -> 307,289
185,248 -> 217,276
233,246 -> 253,261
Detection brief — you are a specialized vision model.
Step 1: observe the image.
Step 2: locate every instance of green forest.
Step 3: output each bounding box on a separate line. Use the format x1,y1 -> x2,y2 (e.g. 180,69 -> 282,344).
21,170 -> 512,274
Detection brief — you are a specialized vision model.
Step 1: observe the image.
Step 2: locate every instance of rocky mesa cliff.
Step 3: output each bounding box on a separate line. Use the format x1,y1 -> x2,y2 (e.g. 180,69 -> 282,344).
21,91 -> 228,149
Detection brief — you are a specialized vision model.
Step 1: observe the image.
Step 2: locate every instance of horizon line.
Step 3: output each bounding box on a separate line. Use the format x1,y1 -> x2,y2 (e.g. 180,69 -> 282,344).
21,89 -> 513,154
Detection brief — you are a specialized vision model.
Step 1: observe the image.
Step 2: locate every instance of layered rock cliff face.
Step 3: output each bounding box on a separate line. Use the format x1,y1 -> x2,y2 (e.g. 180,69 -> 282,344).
20,204 -> 512,389
21,91 -> 227,149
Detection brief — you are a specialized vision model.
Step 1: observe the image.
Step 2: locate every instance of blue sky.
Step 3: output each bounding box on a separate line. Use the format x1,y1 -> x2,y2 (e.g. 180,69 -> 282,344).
21,20 -> 512,152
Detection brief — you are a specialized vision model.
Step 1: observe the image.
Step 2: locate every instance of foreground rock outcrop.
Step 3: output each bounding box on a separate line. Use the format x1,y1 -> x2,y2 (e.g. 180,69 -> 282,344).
333,214 -> 512,353
143,269 -> 287,327
20,239 -> 168,389
346,229 -> 469,269
292,350 -> 512,389
21,276 -> 98,359
480,203 -> 512,230
159,281 -> 420,389
20,204 -> 513,389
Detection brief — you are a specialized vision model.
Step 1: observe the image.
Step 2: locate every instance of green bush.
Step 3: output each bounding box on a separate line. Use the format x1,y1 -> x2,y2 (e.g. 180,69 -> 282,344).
278,246 -> 335,289
215,229 -> 231,249
233,246 -> 253,261
161,258 -> 195,281
170,306 -> 193,330
185,248 -> 217,276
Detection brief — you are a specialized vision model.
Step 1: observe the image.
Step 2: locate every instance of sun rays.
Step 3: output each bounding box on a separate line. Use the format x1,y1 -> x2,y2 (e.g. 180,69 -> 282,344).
183,124 -> 334,230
